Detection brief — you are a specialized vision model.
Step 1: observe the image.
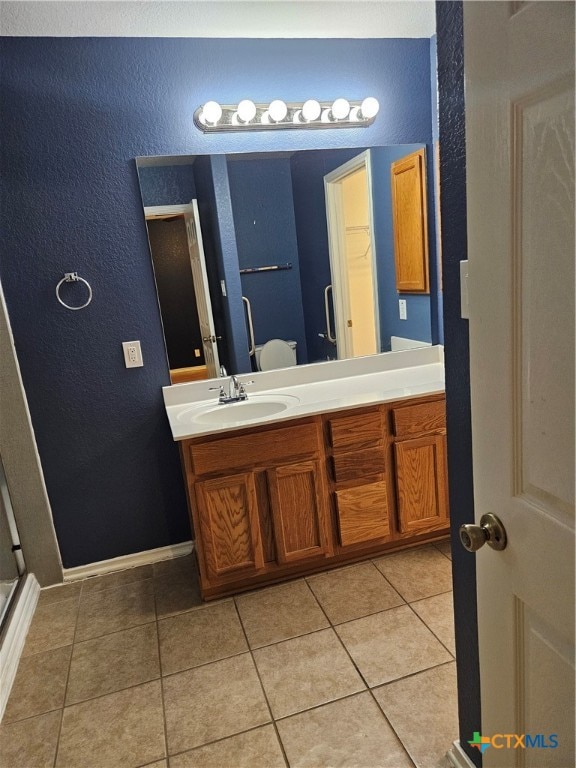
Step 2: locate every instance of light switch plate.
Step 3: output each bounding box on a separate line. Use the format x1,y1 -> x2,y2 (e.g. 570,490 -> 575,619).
399,299 -> 407,320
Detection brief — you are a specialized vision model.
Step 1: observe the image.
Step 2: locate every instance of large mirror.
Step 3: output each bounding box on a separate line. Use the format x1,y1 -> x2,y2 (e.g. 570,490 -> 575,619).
136,145 -> 441,382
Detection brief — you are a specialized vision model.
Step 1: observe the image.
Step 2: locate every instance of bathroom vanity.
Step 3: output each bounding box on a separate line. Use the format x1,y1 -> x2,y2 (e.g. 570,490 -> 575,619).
163,347 -> 449,600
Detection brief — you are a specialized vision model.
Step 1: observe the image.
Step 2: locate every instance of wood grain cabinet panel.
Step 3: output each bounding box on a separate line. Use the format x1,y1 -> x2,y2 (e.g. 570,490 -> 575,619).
391,148 -> 430,293
331,446 -> 386,483
267,461 -> 333,564
394,435 -> 449,534
195,472 -> 264,580
335,481 -> 391,546
190,422 -> 319,476
392,399 -> 446,439
328,410 -> 383,450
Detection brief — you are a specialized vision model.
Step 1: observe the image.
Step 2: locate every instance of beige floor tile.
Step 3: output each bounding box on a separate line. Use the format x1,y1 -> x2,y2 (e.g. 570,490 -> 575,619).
22,596 -> 78,657
170,725 -> 286,768
75,578 -> 155,641
66,622 -> 160,704
140,762 -> 168,768
374,545 -> 453,602
336,605 -> 452,687
38,581 -> 82,607
0,710 -> 61,768
153,553 -> 195,580
56,680 -> 165,768
81,564 -> 153,595
277,692 -> 413,768
235,580 -> 329,648
374,662 -> 458,768
253,628 -> 365,719
154,570 -> 203,619
434,539 -> 452,560
159,600 -> 247,675
411,592 -> 456,655
163,653 -> 270,754
3,644 -> 71,722
307,562 -> 405,624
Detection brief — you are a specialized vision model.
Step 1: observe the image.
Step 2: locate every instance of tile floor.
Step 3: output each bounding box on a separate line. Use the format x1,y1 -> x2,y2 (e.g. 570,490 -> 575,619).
0,541 -> 457,768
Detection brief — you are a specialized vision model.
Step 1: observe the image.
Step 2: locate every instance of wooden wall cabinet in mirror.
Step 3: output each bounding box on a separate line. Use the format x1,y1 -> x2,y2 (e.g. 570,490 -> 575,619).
391,148 -> 430,293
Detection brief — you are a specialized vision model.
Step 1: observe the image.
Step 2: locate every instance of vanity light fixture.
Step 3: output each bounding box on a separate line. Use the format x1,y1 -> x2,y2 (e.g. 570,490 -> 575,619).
194,97 -> 379,132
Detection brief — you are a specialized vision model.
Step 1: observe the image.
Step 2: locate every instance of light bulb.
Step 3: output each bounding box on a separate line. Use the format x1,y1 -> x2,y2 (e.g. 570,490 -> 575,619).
361,97 -> 379,119
331,98 -> 350,120
301,99 -> 321,122
268,99 -> 288,122
237,99 -> 257,123
201,100 -> 222,125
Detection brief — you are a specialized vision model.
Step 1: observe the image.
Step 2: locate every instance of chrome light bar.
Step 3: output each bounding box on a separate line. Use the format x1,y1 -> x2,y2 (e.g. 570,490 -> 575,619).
193,97 -> 380,132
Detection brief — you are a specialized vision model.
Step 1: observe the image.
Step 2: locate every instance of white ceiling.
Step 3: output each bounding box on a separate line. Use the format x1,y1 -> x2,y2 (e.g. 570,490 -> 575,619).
0,1 -> 436,38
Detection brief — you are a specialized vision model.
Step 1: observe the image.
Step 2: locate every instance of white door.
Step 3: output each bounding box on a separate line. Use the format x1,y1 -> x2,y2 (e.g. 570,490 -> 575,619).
184,200 -> 220,378
325,151 -> 380,358
465,3 -> 574,766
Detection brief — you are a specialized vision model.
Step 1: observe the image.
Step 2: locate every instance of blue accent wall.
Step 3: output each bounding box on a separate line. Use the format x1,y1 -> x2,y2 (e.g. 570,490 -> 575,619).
436,4 -> 481,765
0,36 -> 434,567
227,156 -> 308,365
138,164 -> 197,207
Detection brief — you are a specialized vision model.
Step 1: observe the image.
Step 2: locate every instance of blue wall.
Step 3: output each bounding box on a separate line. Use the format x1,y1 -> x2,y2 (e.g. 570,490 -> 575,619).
0,36 -> 434,567
138,164 -> 197,207
227,156 -> 308,365
436,4 -> 481,765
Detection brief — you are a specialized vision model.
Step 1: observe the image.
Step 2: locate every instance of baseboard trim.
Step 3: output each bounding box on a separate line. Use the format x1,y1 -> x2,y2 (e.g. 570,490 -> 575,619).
447,741 -> 478,768
0,573 -> 40,722
62,541 -> 194,582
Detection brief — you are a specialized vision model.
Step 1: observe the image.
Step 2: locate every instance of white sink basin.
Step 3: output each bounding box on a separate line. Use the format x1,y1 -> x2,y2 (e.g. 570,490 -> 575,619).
176,394 -> 301,427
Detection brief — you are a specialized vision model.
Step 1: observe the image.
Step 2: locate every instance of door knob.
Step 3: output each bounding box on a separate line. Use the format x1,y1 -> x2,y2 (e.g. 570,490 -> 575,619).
459,513 -> 507,552
202,335 -> 222,343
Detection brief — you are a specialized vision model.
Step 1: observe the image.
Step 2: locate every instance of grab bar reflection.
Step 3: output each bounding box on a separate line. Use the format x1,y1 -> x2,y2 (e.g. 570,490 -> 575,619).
324,285 -> 337,344
242,296 -> 256,357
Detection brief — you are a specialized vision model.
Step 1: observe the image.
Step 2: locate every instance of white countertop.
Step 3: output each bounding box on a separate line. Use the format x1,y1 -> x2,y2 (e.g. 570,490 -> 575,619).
163,346 -> 445,441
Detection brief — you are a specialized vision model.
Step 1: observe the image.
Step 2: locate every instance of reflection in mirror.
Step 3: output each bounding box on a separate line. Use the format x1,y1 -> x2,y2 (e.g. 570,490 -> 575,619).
136,146 -> 441,381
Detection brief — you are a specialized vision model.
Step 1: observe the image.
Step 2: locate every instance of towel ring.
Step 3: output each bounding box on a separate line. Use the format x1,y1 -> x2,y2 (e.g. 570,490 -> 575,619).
55,272 -> 92,311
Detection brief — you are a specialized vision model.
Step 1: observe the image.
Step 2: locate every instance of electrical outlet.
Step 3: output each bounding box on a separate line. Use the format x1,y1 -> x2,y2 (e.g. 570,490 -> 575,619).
399,299 -> 407,320
122,340 -> 143,368
194,348 -> 201,358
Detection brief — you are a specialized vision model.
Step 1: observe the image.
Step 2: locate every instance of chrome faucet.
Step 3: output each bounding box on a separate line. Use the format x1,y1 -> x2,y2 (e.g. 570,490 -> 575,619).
209,373 -> 254,404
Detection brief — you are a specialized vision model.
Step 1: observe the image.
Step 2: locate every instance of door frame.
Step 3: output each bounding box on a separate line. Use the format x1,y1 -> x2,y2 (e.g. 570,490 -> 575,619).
143,202 -> 220,377
324,150 -> 381,359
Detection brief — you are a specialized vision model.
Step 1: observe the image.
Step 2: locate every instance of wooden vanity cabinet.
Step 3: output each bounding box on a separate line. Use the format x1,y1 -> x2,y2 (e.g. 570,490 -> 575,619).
181,418 -> 333,597
181,394 -> 449,600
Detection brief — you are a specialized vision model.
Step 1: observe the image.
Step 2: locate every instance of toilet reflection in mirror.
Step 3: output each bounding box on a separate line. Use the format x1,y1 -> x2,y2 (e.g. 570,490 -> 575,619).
136,145 -> 442,383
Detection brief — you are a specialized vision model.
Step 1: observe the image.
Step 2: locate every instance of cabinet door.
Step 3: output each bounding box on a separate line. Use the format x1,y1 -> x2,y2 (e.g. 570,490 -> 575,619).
267,461 -> 333,564
394,435 -> 449,534
391,148 -> 430,293
195,472 -> 264,581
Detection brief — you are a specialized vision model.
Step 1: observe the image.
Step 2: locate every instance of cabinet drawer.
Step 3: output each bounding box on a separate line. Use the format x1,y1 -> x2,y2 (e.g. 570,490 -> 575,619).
392,399 -> 446,439
331,446 -> 386,483
189,422 -> 319,476
335,481 -> 390,547
328,410 -> 383,450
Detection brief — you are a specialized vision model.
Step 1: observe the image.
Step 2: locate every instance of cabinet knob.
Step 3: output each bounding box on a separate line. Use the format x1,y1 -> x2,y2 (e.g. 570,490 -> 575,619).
459,513 -> 507,552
